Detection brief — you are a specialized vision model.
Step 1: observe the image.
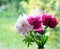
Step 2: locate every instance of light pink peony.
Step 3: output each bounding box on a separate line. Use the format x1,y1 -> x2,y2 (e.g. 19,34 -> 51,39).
14,14 -> 33,34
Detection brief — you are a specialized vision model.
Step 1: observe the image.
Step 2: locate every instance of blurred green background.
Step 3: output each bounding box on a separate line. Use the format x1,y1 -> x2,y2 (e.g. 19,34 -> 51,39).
0,0 -> 60,49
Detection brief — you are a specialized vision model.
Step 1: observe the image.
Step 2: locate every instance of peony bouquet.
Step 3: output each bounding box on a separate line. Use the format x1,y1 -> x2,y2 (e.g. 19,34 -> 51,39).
14,11 -> 58,49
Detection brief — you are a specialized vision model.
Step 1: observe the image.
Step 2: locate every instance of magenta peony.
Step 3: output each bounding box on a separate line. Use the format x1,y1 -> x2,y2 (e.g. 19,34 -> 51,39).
27,16 -> 43,33
42,14 -> 58,28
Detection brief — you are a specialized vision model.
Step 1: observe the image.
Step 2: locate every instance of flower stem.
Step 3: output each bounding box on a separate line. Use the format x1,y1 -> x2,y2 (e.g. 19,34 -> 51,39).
42,26 -> 48,35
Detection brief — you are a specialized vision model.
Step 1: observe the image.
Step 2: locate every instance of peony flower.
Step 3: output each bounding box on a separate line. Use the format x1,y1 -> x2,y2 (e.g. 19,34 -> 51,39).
27,15 -> 43,33
14,14 -> 33,34
42,14 -> 58,28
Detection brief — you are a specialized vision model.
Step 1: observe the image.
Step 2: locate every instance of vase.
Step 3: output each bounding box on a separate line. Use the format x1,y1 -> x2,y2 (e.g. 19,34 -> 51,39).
38,46 -> 44,49
36,45 -> 45,49
38,47 -> 44,49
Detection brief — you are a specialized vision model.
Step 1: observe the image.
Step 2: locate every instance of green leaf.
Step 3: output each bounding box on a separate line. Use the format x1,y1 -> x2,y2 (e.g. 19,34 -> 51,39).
23,33 -> 35,47
43,36 -> 48,45
27,42 -> 32,47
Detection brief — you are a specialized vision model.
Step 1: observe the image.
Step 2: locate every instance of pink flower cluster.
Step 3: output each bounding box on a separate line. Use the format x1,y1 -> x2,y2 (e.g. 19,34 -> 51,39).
27,14 -> 58,33
15,13 -> 58,34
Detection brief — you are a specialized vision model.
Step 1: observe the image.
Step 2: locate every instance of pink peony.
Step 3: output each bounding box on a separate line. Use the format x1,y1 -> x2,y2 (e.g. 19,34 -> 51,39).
42,14 -> 58,28
27,16 -> 43,33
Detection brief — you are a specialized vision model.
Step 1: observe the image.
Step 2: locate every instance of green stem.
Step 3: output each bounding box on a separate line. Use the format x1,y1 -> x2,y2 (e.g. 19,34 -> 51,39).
42,26 -> 48,35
